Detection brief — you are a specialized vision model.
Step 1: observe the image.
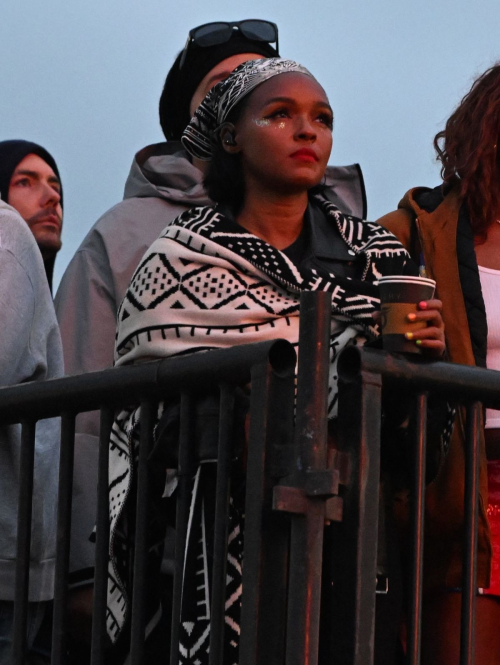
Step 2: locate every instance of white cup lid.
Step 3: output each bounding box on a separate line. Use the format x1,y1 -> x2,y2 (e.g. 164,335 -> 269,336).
376,275 -> 436,288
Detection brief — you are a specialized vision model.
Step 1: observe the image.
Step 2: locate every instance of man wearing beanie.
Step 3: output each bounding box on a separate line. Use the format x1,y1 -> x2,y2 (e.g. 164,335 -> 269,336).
0,140 -> 63,292
54,20 -> 367,658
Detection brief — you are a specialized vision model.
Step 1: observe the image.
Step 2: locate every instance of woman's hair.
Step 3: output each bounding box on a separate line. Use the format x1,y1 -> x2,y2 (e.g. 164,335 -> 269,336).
434,62 -> 500,238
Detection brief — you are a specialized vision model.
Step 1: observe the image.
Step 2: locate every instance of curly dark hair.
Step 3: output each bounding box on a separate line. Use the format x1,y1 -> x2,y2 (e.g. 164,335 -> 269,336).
434,63 -> 500,239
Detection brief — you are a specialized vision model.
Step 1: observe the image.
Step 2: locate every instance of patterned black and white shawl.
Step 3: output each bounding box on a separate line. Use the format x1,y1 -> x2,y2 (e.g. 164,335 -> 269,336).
106,195 -> 412,661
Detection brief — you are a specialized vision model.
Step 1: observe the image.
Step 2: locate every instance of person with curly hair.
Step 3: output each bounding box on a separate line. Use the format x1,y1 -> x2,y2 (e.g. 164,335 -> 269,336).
378,62 -> 500,664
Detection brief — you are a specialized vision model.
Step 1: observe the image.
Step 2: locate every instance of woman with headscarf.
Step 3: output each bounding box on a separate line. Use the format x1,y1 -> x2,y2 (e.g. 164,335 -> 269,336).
379,63 -> 500,665
54,28 -> 366,648
107,58 -> 447,663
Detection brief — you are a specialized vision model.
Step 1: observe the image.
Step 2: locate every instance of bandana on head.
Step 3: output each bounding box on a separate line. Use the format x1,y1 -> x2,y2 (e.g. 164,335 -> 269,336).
181,57 -> 314,161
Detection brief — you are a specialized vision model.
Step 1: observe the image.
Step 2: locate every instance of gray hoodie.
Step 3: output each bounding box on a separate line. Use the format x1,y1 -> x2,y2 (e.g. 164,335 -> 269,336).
0,201 -> 63,600
54,141 -> 367,574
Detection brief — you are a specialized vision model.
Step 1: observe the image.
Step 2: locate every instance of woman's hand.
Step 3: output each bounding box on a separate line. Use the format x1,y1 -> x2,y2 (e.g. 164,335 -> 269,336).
405,299 -> 445,357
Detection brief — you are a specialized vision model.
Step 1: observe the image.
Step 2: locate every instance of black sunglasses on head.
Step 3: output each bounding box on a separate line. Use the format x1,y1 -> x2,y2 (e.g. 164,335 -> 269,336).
179,19 -> 279,70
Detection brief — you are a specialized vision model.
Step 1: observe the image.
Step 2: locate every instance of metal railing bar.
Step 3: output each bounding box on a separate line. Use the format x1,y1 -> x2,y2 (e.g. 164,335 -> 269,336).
348,372 -> 382,665
0,341 -> 296,425
12,420 -> 37,665
460,402 -> 481,665
51,412 -> 76,665
90,407 -> 115,665
407,393 -> 428,665
285,291 -> 332,665
208,385 -> 235,665
294,292 -> 331,474
339,347 -> 500,409
170,393 -> 195,665
239,358 -> 294,665
130,400 -> 156,665
334,364 -> 383,665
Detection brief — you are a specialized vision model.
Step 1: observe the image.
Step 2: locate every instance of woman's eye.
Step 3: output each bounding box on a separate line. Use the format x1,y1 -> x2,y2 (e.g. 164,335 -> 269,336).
317,114 -> 333,129
268,108 -> 289,119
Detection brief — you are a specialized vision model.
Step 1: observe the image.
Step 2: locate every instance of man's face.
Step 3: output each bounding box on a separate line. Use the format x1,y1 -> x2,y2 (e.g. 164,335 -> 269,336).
8,153 -> 63,258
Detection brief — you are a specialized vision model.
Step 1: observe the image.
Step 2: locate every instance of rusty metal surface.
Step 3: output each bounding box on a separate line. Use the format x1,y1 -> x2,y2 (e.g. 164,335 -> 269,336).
329,368 -> 382,665
91,407 -> 114,665
283,291 -> 332,665
51,413 -> 76,665
12,421 -> 36,665
460,403 -> 481,665
407,393 -> 428,665
239,356 -> 295,665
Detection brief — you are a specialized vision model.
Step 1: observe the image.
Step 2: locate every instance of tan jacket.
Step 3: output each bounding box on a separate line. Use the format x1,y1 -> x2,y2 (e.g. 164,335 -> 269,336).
378,187 -> 491,590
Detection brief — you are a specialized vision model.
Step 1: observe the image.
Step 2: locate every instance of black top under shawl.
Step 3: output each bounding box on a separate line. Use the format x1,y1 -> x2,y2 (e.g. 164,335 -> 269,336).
220,199 -> 366,280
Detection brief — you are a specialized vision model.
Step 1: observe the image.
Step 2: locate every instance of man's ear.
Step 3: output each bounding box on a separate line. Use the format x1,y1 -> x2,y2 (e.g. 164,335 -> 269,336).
219,122 -> 240,154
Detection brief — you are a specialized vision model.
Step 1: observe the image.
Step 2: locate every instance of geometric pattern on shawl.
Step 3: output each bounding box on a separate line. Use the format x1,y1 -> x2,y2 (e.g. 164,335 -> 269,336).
115,195 -> 411,366
106,195 -> 413,651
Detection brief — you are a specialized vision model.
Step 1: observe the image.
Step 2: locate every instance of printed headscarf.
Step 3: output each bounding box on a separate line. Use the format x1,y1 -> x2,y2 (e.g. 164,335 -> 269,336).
181,58 -> 314,160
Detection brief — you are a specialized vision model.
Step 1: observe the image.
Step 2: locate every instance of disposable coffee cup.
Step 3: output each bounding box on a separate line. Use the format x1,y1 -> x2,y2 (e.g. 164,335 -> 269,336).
377,275 -> 436,354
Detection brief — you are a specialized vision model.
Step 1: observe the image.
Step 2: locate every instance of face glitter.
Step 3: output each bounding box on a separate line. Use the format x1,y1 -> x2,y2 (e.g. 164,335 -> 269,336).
253,118 -> 271,127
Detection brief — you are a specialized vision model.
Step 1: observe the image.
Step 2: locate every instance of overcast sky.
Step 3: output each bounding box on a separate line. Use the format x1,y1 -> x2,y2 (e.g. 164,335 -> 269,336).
1,0 -> 499,290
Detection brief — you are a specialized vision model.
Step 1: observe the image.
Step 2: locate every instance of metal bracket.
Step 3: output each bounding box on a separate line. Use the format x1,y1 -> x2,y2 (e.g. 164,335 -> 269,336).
273,486 -> 308,515
305,468 -> 339,496
325,496 -> 343,522
272,451 -> 348,524
327,449 -> 351,486
272,482 -> 343,523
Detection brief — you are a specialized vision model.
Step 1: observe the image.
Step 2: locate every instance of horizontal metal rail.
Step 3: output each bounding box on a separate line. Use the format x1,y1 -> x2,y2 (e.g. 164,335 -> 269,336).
339,346 -> 500,408
0,339 -> 296,423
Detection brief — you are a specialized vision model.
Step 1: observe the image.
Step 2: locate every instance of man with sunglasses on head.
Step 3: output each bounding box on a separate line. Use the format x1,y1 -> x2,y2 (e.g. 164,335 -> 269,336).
54,19 -> 367,660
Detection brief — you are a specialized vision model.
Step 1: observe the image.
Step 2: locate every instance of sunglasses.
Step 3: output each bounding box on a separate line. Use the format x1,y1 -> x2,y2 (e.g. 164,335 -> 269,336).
179,20 -> 279,70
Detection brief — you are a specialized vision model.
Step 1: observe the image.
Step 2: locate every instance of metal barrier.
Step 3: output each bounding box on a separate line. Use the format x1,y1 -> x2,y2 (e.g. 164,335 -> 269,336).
1,338 -> 297,665
337,347 -> 500,665
2,291 -> 500,664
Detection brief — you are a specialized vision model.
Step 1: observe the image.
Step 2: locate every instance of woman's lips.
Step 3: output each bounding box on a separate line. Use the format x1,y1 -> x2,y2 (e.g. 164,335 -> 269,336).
290,148 -> 319,162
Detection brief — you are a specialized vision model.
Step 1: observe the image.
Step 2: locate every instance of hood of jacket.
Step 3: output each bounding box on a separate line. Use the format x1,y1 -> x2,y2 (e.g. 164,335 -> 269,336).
123,141 -> 367,219
123,142 -> 211,206
396,185 -> 445,219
